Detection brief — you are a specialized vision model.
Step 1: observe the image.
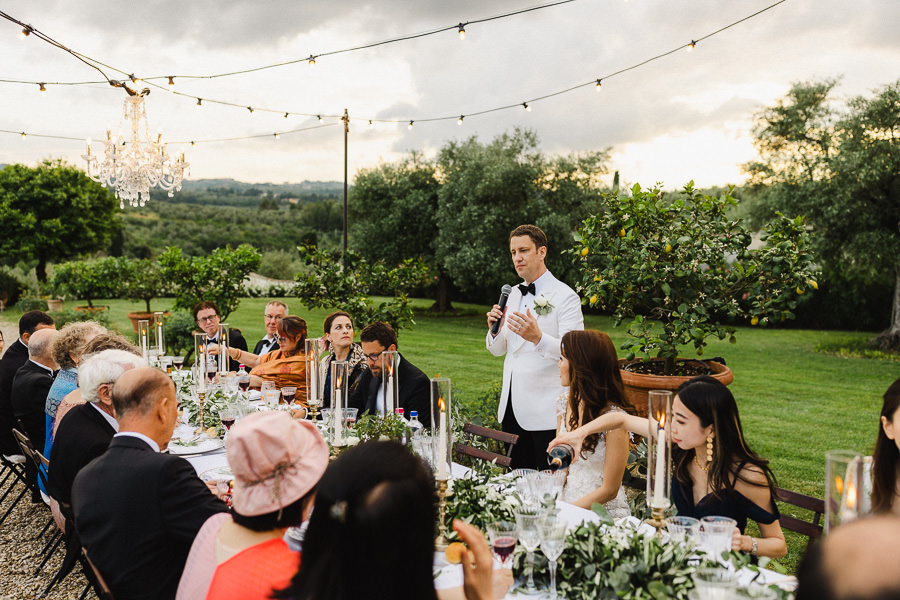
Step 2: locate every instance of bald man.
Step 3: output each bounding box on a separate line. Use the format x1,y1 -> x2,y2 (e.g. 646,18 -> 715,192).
11,327 -> 59,501
72,368 -> 227,600
796,515 -> 900,600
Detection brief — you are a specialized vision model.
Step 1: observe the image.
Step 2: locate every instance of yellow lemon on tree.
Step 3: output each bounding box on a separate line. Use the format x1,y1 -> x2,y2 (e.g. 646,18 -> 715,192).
796,286 -> 805,295
593,275 -> 603,282
445,542 -> 467,564
665,243 -> 673,253
580,247 -> 589,257
619,227 -> 627,238
590,295 -> 598,305
750,316 -> 759,326
808,279 -> 818,290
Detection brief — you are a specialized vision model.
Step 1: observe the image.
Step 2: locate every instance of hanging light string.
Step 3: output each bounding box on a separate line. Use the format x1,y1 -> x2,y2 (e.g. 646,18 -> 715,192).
0,1 -> 576,87
2,0 -> 789,133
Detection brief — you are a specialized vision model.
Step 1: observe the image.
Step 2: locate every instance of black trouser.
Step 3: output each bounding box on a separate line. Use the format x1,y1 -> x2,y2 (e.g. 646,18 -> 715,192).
501,399 -> 555,471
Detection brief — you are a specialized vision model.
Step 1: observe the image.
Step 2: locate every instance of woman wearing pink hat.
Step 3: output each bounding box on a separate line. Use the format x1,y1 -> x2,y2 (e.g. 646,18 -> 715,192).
176,411 -> 329,600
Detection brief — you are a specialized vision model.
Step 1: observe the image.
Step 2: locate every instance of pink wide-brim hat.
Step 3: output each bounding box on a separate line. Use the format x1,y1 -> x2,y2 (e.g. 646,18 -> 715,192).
226,411 -> 329,517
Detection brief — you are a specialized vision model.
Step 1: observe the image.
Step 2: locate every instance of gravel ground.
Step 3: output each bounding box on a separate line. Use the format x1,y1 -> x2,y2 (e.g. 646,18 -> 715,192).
1,318 -> 94,600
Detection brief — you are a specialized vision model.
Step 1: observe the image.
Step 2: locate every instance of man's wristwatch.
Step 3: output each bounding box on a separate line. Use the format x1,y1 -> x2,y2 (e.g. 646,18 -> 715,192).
750,537 -> 758,555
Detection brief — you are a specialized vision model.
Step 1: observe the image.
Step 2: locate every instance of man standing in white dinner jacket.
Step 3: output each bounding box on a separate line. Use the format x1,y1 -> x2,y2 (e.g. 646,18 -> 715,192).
486,224 -> 584,470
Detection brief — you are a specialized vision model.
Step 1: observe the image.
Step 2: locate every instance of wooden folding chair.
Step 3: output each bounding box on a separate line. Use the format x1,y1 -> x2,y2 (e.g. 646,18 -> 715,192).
774,486 -> 824,548
83,547 -> 116,600
454,423 -> 519,471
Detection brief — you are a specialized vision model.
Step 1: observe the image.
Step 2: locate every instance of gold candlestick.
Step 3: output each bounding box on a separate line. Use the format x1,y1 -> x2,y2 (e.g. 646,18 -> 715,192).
196,390 -> 207,434
646,505 -> 667,538
308,399 -> 321,423
435,478 -> 450,550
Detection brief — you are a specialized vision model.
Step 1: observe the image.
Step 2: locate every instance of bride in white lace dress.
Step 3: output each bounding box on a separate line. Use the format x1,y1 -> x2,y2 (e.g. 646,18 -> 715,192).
555,330 -> 632,519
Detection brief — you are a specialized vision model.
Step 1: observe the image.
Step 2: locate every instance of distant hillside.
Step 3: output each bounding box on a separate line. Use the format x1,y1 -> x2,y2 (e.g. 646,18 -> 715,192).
179,179 -> 343,196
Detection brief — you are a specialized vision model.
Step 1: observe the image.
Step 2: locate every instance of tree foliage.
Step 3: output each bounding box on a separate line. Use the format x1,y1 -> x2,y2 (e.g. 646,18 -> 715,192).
158,244 -> 261,320
745,78 -> 900,347
120,258 -> 171,312
0,160 -> 120,281
293,245 -> 431,332
577,182 -> 818,375
53,257 -> 125,308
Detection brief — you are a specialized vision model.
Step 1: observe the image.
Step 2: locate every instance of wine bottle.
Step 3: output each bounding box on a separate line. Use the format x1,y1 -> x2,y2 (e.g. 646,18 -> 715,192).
547,444 -> 574,471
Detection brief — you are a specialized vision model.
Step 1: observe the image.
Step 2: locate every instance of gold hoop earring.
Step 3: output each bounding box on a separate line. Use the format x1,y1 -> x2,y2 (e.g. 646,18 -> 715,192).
706,435 -> 714,463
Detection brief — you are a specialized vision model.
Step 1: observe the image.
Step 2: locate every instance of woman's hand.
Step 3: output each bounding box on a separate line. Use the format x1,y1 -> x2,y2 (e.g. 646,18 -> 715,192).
547,429 -> 585,461
732,528 -> 746,552
454,520 -> 497,600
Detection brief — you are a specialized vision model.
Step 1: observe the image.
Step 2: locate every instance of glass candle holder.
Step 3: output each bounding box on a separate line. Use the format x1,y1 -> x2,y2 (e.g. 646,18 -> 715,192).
330,361 -> 349,446
430,378 -> 452,481
647,389 -> 672,511
380,351 -> 400,415
218,324 -> 230,375
193,332 -> 208,393
153,311 -> 165,356
138,319 -> 150,362
826,449 -> 865,533
305,338 -> 322,407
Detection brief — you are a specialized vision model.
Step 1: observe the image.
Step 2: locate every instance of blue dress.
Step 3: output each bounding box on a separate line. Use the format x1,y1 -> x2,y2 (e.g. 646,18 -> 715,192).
671,472 -> 780,534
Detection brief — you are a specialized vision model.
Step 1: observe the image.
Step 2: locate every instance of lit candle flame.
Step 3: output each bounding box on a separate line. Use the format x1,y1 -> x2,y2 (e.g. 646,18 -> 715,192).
438,396 -> 445,411
847,482 -> 857,509
336,375 -> 342,389
658,413 -> 666,428
835,475 -> 844,495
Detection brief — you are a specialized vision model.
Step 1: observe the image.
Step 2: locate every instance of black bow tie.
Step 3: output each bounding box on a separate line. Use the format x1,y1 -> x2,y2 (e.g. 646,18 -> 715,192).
518,283 -> 536,296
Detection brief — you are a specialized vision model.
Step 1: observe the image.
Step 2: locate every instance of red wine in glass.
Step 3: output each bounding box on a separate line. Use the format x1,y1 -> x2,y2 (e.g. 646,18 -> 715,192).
207,369 -> 216,383
238,379 -> 250,392
492,536 -> 516,564
282,391 -> 296,403
221,416 -> 236,430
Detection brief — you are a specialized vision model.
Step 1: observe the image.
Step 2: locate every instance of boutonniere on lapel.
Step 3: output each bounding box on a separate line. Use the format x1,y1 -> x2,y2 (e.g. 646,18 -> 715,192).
532,294 -> 554,316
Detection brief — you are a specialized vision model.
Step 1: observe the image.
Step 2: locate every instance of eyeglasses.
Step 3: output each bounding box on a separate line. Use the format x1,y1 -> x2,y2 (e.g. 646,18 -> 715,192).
264,314 -> 283,321
197,315 -> 218,324
364,350 -> 386,362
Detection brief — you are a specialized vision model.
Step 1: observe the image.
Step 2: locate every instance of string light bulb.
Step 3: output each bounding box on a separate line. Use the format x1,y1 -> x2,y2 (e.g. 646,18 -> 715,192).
308,55 -> 316,66
458,115 -> 464,125
191,141 -> 196,147
458,23 -> 466,40
317,115 -> 323,122
196,98 -> 202,108
167,76 -> 175,87
273,133 -> 279,140
687,40 -> 696,52
247,106 -> 254,114
20,131 -> 26,139
284,112 -> 289,118
522,102 -> 531,112
595,79 -> 602,92
19,26 -> 32,39
368,120 -> 374,128
38,82 -> 46,96
408,120 -> 414,130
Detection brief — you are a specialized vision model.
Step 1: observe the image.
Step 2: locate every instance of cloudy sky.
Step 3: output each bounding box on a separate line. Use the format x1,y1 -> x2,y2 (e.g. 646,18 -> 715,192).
1,0 -> 897,189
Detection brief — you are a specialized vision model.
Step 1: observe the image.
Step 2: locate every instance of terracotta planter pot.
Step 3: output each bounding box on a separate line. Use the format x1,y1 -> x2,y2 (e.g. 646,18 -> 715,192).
75,305 -> 109,314
46,299 -> 64,312
618,358 -> 733,417
127,311 -> 162,333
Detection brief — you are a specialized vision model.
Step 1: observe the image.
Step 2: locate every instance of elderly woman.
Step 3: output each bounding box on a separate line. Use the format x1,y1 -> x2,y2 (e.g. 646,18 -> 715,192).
176,411 -> 328,600
225,316 -> 308,401
43,321 -> 107,456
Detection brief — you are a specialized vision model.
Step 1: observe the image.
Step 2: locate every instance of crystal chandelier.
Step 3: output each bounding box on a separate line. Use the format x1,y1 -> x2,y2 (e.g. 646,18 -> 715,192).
82,91 -> 189,208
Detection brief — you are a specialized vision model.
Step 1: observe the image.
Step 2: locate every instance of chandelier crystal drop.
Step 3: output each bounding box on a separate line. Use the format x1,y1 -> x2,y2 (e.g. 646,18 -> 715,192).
82,94 -> 189,209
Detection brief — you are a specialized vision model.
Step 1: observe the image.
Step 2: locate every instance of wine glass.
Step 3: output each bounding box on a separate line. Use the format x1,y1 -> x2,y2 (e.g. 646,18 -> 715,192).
219,408 -> 237,432
173,356 -> 184,371
486,521 -> 518,570
539,518 -> 568,600
281,386 -> 297,404
514,507 -> 544,594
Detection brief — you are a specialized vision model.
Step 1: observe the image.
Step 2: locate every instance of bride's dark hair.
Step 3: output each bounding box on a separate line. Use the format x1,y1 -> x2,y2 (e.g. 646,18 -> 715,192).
562,330 -> 634,458
872,377 -> 900,513
672,376 -> 776,498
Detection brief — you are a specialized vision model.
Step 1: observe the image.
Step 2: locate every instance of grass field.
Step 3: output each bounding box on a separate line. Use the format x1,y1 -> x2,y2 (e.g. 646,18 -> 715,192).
4,296 -> 897,571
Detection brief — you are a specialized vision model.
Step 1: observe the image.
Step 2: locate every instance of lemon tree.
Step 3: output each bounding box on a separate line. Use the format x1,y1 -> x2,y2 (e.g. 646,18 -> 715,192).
575,182 -> 817,375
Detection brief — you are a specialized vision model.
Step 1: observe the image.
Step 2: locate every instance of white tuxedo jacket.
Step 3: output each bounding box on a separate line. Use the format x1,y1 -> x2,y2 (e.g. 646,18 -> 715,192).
486,270 -> 584,431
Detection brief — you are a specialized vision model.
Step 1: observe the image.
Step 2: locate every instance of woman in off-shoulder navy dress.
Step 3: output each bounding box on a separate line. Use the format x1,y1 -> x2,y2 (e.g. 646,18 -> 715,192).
549,375 -> 787,559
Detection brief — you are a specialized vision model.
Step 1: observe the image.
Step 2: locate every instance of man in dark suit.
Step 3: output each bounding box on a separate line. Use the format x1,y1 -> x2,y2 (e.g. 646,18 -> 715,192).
193,300 -> 248,372
0,310 -> 54,456
72,367 -> 227,600
11,328 -> 59,501
48,349 -> 145,505
349,322 -> 431,420
252,300 -> 288,355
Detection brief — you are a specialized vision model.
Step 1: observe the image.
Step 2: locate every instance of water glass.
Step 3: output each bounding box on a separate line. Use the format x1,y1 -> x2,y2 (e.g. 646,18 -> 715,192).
690,567 -> 737,600
262,389 -> 281,409
413,435 -> 435,469
261,381 -> 276,393
539,518 -> 568,600
666,516 -> 700,544
699,516 -> 736,557
525,471 -> 559,507
514,508 -> 544,594
342,407 -> 358,427
486,521 -> 518,569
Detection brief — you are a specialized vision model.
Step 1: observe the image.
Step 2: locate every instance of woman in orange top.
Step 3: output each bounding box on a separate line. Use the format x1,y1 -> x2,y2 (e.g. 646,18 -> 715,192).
226,316 -> 308,403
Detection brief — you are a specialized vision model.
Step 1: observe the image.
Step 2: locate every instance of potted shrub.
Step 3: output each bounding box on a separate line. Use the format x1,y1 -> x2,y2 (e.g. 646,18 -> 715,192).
122,258 -> 171,332
575,182 -> 818,412
52,257 -> 124,313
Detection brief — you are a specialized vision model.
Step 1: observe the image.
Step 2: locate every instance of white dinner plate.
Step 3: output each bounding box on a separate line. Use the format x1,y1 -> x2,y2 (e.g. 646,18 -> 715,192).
200,465 -> 234,482
168,437 -> 223,455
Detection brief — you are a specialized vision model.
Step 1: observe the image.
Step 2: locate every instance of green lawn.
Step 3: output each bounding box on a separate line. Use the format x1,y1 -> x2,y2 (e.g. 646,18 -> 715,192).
5,296 -> 896,572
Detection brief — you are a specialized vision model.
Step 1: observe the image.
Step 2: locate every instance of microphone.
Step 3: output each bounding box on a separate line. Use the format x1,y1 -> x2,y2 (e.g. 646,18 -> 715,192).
491,284 -> 513,335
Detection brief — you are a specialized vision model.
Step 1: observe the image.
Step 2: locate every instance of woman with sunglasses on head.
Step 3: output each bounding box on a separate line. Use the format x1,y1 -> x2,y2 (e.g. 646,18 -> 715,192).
223,316 -> 308,399
549,375 -> 787,558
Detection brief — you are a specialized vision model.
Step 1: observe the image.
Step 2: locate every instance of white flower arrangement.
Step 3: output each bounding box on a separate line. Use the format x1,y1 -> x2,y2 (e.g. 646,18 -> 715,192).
533,293 -> 554,316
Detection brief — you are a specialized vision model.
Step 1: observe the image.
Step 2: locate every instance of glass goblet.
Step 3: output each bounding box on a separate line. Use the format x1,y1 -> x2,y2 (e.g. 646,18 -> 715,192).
540,519 -> 568,600
486,521 -> 518,569
514,508 -> 544,594
219,408 -> 237,432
